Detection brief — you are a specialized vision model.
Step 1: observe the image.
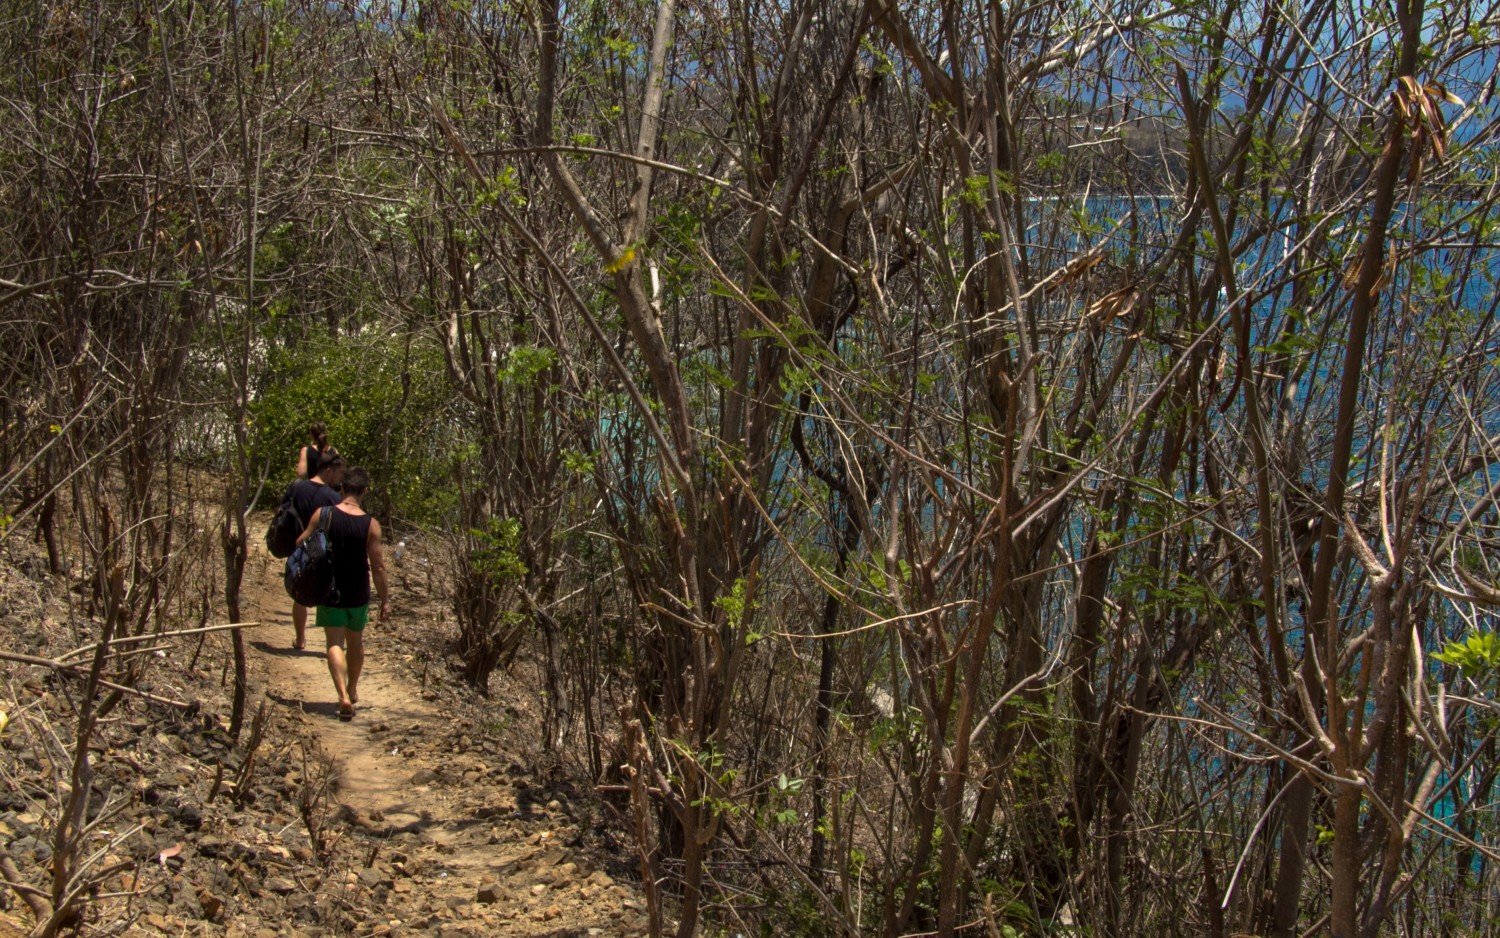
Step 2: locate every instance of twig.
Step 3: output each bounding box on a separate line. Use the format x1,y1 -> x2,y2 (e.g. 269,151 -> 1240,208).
0,852 -> 51,921
59,621 -> 262,663
0,651 -> 193,709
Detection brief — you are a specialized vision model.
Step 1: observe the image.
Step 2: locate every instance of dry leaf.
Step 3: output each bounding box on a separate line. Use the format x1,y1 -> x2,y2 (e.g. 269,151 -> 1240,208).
1426,80 -> 1464,105
158,843 -> 183,865
1418,92 -> 1441,132
1086,287 -> 1138,324
1391,89 -> 1411,121
1342,253 -> 1362,292
1046,253 -> 1104,293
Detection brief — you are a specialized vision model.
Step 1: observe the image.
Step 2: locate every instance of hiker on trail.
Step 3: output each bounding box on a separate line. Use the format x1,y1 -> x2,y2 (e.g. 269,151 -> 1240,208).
295,421 -> 338,480
297,466 -> 389,720
289,454 -> 347,650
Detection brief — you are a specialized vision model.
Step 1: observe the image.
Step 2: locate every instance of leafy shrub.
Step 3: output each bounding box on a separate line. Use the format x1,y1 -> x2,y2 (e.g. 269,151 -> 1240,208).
250,333 -> 457,524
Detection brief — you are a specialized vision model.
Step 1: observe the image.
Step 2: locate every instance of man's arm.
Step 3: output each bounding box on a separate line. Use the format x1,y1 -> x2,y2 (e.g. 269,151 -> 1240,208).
295,507 -> 323,547
368,518 -> 390,619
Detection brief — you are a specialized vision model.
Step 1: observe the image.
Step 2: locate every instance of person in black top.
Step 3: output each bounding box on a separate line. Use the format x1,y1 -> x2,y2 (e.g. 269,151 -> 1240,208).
297,466 -> 389,719
288,455 -> 346,650
296,421 -> 338,480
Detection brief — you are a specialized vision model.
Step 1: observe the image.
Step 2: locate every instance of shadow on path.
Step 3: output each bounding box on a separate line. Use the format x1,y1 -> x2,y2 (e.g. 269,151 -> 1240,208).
251,639 -> 320,659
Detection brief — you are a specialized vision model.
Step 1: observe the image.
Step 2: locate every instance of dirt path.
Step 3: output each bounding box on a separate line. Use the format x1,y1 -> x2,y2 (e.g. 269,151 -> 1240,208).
246,554 -> 438,835
240,545 -> 646,937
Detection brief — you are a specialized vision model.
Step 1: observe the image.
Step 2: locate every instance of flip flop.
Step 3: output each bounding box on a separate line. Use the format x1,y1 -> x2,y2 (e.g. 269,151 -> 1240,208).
338,705 -> 356,721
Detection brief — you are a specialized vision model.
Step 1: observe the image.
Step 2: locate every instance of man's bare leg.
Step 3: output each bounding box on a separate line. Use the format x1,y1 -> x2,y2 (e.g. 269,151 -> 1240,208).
323,627 -> 354,715
292,603 -> 308,650
346,630 -> 365,705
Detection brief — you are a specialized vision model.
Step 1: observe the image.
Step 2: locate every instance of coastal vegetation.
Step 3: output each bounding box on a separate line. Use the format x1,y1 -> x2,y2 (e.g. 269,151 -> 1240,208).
3,0 -> 1500,935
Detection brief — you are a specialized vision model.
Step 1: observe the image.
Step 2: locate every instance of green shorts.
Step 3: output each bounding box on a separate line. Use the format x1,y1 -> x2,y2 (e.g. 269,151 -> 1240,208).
315,605 -> 369,632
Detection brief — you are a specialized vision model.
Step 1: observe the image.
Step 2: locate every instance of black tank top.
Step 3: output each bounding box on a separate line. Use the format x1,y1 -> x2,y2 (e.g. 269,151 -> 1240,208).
326,506 -> 373,609
291,479 -> 340,521
303,445 -> 330,476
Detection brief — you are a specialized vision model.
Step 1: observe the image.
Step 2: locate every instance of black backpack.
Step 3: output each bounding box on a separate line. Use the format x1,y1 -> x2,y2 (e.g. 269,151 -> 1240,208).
283,508 -> 340,607
265,482 -> 304,559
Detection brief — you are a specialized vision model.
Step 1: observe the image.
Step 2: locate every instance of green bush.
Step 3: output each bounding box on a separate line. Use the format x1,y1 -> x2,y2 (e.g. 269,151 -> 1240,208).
250,334 -> 457,524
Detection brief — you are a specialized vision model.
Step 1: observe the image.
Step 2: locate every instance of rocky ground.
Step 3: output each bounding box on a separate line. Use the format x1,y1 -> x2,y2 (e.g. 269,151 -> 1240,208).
0,522 -> 652,937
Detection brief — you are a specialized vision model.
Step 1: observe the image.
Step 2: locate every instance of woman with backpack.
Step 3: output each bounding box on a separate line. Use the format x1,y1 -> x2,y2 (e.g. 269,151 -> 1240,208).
281,456 -> 346,650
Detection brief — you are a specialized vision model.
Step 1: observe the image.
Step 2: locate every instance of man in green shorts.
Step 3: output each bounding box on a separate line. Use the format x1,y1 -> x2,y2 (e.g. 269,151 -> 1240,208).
296,467 -> 389,719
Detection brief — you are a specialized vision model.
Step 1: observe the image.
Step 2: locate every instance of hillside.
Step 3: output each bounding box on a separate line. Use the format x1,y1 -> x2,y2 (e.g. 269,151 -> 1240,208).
0,525 -> 650,937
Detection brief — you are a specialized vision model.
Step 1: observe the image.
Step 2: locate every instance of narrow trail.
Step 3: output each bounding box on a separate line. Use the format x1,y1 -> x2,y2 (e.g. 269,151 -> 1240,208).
245,550 -> 437,835
239,542 -> 645,937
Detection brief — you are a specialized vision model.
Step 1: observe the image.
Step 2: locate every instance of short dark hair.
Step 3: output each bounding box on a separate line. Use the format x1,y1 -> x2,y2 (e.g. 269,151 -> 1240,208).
314,453 -> 346,477
343,466 -> 370,495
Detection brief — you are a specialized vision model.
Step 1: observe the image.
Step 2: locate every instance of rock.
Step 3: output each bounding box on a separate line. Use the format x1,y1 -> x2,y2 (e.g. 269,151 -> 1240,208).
173,801 -> 203,830
410,768 -> 438,786
266,877 -> 297,895
197,887 -> 224,921
530,883 -> 548,897
22,836 -> 54,864
476,884 -> 502,904
0,814 -> 34,838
